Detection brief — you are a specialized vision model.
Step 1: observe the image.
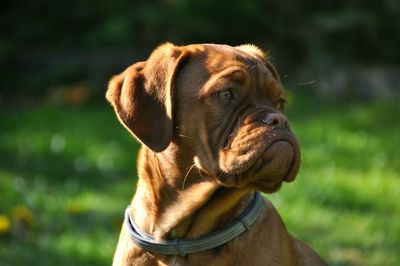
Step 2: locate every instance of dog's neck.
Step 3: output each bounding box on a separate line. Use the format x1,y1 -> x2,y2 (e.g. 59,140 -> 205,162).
130,146 -> 253,241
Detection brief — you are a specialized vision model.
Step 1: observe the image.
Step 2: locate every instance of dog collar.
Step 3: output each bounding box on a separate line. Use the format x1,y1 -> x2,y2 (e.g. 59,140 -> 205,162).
124,191 -> 263,256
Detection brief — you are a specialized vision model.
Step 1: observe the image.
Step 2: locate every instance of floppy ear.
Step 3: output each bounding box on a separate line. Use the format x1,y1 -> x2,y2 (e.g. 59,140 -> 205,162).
106,43 -> 188,152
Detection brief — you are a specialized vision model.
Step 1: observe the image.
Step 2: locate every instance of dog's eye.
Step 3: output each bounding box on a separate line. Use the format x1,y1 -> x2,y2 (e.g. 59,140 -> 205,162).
217,90 -> 233,101
276,98 -> 286,111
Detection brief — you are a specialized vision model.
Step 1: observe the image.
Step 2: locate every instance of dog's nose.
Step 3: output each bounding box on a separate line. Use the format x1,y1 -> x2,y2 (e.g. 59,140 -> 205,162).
262,113 -> 289,129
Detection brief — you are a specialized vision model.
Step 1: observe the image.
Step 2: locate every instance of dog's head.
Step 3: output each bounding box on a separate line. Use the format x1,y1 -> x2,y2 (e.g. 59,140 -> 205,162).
107,43 -> 300,193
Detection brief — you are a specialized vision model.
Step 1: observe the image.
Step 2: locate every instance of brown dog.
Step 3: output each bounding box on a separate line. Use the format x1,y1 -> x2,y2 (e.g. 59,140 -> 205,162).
107,43 -> 326,266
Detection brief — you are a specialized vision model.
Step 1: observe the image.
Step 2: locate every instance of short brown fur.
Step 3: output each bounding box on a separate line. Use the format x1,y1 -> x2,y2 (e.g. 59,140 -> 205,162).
107,43 -> 326,265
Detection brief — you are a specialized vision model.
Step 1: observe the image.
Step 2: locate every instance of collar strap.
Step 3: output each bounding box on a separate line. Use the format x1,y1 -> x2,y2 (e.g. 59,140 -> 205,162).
124,191 -> 263,256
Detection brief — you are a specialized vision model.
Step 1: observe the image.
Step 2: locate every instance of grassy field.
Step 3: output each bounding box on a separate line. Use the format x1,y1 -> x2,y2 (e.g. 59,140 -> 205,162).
0,91 -> 399,265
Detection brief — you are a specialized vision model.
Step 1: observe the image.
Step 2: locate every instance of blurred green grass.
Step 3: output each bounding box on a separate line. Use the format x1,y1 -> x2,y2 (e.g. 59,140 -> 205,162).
0,105 -> 139,265
0,91 -> 399,265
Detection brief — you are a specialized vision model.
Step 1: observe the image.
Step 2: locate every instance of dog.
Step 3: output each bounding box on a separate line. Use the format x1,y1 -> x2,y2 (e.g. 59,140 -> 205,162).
106,43 -> 327,265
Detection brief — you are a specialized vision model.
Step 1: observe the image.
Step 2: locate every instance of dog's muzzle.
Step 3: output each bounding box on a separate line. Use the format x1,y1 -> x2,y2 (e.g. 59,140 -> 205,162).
217,111 -> 300,192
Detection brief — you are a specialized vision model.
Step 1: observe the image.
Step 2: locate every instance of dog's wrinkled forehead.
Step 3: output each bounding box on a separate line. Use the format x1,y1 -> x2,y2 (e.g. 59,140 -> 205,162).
202,44 -> 265,70
197,44 -> 283,103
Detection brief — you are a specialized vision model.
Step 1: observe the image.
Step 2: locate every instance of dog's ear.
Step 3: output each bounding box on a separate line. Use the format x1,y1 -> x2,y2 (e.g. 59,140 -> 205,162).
106,43 -> 188,152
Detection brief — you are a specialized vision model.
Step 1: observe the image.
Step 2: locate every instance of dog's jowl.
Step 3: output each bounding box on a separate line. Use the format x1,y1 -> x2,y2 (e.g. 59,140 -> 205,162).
107,43 -> 327,266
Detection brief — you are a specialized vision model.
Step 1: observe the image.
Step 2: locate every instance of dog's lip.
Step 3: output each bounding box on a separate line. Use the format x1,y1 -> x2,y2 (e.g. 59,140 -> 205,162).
258,138 -> 300,183
279,134 -> 301,182
252,128 -> 300,180
252,178 -> 283,193
217,128 -> 300,188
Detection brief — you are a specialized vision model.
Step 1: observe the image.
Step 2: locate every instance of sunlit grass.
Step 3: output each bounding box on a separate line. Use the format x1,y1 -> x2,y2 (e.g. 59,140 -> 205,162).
268,90 -> 400,266
0,104 -> 137,265
1,92 -> 399,265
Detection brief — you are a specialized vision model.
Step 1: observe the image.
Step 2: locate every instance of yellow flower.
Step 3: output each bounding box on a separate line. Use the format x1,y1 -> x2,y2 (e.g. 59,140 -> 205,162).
12,205 -> 34,229
66,202 -> 86,215
0,215 -> 11,234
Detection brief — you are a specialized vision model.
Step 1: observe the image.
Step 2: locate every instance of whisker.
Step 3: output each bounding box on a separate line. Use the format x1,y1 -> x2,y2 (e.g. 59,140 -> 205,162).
296,80 -> 316,85
181,164 -> 196,191
198,168 -> 206,180
286,80 -> 317,86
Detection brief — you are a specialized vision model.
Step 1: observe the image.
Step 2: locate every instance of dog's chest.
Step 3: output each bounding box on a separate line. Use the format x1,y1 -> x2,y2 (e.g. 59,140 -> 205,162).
169,256 -> 181,266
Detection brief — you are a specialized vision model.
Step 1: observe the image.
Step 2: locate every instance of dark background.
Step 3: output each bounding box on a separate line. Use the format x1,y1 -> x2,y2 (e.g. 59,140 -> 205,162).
1,0 -> 399,105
